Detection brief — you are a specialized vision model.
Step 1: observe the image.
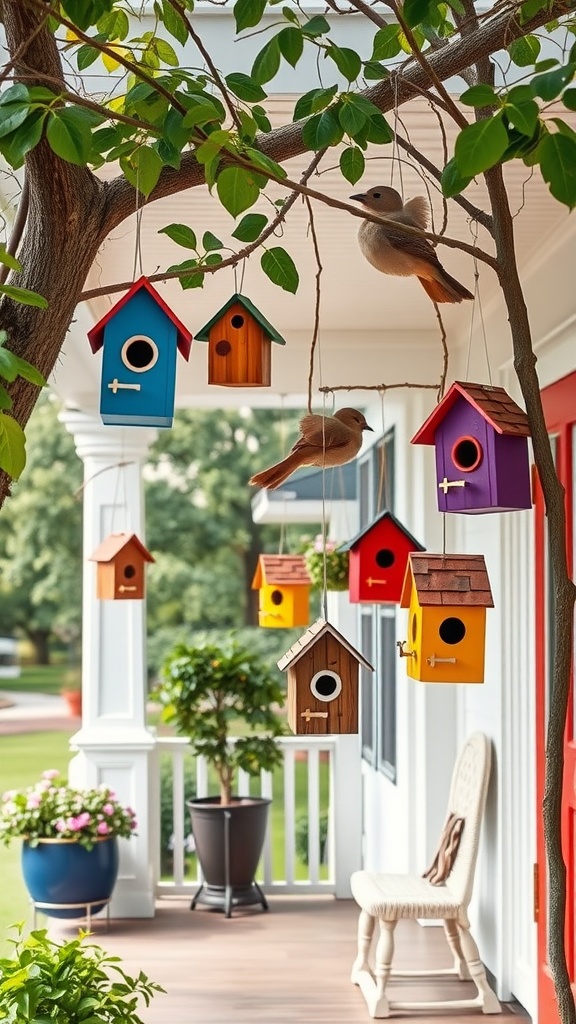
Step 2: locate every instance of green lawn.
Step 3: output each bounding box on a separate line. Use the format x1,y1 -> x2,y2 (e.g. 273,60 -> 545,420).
1,664 -> 66,696
0,731 -> 74,951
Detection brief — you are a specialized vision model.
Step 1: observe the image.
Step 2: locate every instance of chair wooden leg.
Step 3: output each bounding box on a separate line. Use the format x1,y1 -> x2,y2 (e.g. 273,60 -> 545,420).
444,919 -> 471,980
457,922 -> 502,1014
351,908 -> 376,983
367,919 -> 395,1017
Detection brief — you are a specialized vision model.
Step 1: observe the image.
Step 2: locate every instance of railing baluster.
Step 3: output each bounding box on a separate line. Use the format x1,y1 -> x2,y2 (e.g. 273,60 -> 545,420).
238,768 -> 250,797
172,748 -> 186,886
284,746 -> 296,885
307,747 -> 320,885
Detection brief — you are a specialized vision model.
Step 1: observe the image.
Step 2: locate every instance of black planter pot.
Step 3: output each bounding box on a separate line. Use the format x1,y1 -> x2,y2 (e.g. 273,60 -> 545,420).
186,796 -> 270,918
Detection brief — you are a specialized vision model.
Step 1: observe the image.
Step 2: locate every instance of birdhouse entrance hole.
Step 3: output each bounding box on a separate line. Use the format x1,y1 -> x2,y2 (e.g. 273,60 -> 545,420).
124,565 -> 136,579
375,548 -> 395,569
310,670 -> 342,702
439,617 -> 467,644
271,589 -> 284,605
215,339 -> 232,356
231,314 -> 244,328
121,335 -> 159,372
451,436 -> 483,472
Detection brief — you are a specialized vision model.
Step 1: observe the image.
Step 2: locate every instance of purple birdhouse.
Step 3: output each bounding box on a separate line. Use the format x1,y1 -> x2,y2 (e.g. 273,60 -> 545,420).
411,381 -> 531,514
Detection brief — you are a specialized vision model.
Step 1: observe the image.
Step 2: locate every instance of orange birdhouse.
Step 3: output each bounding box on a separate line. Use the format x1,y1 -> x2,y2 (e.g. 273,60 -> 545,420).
399,553 -> 493,684
89,532 -> 154,600
251,554 -> 311,628
342,510 -> 425,604
195,294 -> 285,387
278,619 -> 373,735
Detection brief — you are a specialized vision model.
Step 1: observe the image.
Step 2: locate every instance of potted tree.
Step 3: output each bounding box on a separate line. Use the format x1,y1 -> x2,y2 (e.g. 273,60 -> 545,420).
0,926 -> 163,1023
153,636 -> 285,917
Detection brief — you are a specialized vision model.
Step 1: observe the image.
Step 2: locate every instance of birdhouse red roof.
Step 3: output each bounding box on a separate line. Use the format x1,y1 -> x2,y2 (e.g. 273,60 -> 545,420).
277,618 -> 373,672
89,532 -> 155,565
252,554 -> 311,589
342,510 -> 424,552
411,381 -> 530,446
400,553 -> 493,608
87,276 -> 192,360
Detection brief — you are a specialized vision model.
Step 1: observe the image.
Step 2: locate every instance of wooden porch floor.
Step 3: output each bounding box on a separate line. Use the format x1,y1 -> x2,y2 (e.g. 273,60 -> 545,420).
55,896 -> 529,1023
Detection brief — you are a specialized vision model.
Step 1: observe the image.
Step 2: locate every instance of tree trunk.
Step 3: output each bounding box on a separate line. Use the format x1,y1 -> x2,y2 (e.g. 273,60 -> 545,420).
26,629 -> 51,666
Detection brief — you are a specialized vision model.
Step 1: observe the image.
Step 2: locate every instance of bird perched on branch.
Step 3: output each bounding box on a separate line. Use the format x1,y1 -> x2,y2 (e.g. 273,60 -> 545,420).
350,185 -> 473,304
250,408 -> 373,490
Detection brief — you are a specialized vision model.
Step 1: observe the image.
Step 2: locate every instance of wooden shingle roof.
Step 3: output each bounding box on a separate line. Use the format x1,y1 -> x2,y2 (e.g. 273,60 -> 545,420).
89,532 -> 155,564
195,294 -> 285,345
277,618 -> 373,672
411,381 -> 530,445
400,553 -> 493,608
251,554 -> 311,589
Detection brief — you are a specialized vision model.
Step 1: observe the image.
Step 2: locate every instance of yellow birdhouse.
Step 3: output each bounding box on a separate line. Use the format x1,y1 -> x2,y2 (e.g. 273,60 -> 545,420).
278,619 -> 373,735
89,532 -> 154,600
251,554 -> 311,628
399,553 -> 493,684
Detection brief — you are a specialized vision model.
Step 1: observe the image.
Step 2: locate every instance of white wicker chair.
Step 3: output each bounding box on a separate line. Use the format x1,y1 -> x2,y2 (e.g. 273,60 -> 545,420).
350,732 -> 501,1018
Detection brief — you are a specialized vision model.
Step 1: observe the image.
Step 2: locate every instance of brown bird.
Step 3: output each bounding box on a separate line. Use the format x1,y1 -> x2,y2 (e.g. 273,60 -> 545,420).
350,185 -> 473,304
250,408 -> 373,490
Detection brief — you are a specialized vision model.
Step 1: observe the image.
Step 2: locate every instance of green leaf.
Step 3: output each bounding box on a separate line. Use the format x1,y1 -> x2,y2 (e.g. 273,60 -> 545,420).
282,6 -> 300,24
519,0 -> 547,22
506,84 -> 536,104
155,38 -> 180,67
505,99 -> 539,136
98,9 -> 130,39
252,105 -> 272,132
454,114 -> 509,175
132,145 -> 164,197
363,61 -> 390,80
459,84 -> 499,108
0,247 -> 21,272
301,15 -> 330,36
76,44 -> 100,71
301,109 -> 343,149
538,132 -> 576,209
0,414 -> 26,481
293,87 -> 338,120
327,45 -> 362,82
0,384 -> 12,411
564,88 -> 576,111
232,213 -> 269,241
0,110 -> 45,167
364,112 -> 393,144
159,224 -> 198,249
0,84 -> 30,107
0,284 -> 48,309
11,355 -> 46,387
234,0 -> 267,32
339,146 -> 365,184
531,64 -> 575,101
225,73 -> 267,103
403,0 -> 432,27
202,231 -> 223,251
551,117 -> 576,144
216,166 -> 260,216
161,0 -> 188,45
46,107 -> 93,164
278,27 -> 303,67
252,37 -> 281,85
182,98 -> 223,128
339,102 -> 367,137
371,25 -> 401,60
440,157 -> 474,197
507,34 -> 541,66
261,247 -> 299,292
0,348 -> 19,382
204,253 -> 223,266
0,104 -> 31,140
244,147 -> 287,179
533,58 -> 559,73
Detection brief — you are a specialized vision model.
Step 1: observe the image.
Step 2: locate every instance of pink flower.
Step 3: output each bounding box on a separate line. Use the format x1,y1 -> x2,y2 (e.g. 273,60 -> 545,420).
102,803 -> 115,816
2,790 -> 17,802
26,795 -> 41,809
131,819 -> 137,829
76,812 -> 91,828
55,819 -> 67,832
42,769 -> 60,780
97,821 -> 110,835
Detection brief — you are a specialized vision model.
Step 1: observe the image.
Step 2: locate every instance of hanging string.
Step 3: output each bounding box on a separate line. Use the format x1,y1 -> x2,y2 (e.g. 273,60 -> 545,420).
465,220 -> 492,385
233,259 -> 246,295
132,163 -> 144,282
390,73 -> 404,197
442,511 -> 447,558
376,389 -> 389,513
320,392 -> 328,621
110,457 -> 122,535
278,395 -> 287,556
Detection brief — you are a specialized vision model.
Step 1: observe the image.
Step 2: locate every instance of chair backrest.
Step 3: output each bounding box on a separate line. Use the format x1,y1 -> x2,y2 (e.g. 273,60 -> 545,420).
442,732 -> 492,907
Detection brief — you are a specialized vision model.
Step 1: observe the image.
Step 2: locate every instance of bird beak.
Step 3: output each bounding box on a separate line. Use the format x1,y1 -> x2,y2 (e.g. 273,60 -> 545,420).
349,194 -> 366,203
364,424 -> 374,432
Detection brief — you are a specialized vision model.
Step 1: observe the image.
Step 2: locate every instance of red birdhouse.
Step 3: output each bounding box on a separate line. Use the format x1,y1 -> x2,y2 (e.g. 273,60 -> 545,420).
195,294 -> 285,387
342,510 -> 425,605
251,554 -> 311,628
278,619 -> 373,735
411,381 -> 531,514
89,532 -> 154,600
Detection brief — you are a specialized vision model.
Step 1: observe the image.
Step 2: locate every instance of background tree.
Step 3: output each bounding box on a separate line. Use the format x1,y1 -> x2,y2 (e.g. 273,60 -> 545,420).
0,0 -> 575,1018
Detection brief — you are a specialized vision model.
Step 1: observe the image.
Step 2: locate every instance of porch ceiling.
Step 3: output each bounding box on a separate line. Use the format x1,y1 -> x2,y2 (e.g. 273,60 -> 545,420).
51,96 -> 574,414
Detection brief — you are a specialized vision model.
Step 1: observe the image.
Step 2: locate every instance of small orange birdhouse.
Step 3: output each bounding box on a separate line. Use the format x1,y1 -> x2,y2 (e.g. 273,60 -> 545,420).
399,553 -> 493,684
251,554 -> 311,628
342,510 -> 425,604
278,618 -> 373,735
89,532 -> 154,600
195,294 -> 285,387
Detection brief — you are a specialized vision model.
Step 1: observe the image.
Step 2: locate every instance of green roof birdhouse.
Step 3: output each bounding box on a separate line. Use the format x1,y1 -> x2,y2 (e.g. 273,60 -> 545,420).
195,294 -> 285,387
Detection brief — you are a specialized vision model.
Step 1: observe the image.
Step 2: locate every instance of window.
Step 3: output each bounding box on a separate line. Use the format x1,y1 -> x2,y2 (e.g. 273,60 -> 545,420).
360,612 -> 374,764
378,607 -> 397,781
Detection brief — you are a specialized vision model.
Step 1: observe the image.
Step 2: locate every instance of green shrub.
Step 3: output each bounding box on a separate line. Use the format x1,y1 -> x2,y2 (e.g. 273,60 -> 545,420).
295,813 -> 329,865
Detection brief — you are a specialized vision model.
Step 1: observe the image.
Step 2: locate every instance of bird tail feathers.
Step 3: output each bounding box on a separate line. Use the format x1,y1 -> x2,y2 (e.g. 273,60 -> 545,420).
249,452 -> 304,490
418,272 -> 473,304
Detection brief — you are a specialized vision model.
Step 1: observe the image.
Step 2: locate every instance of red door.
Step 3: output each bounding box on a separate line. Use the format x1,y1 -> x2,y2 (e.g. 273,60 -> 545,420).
535,371 -> 576,1021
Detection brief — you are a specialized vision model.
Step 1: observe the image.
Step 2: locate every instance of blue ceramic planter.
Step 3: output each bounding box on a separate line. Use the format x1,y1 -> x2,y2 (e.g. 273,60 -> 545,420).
21,836 -> 119,919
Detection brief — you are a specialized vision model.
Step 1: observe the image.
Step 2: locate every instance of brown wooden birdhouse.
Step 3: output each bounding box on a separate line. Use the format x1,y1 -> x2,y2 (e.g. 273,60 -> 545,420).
278,619 -> 373,735
89,532 -> 154,600
399,553 -> 494,684
342,510 -> 425,604
251,554 -> 311,628
195,294 -> 285,387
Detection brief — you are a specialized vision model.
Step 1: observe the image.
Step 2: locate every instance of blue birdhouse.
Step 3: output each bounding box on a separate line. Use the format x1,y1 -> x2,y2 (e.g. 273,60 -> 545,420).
88,276 -> 192,428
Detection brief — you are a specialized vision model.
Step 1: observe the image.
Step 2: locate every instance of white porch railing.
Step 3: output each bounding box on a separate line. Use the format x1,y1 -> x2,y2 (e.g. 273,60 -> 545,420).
152,734 -> 361,898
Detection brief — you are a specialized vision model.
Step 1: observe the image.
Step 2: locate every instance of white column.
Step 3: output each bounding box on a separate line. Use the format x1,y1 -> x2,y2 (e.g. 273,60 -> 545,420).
60,410 -> 158,918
